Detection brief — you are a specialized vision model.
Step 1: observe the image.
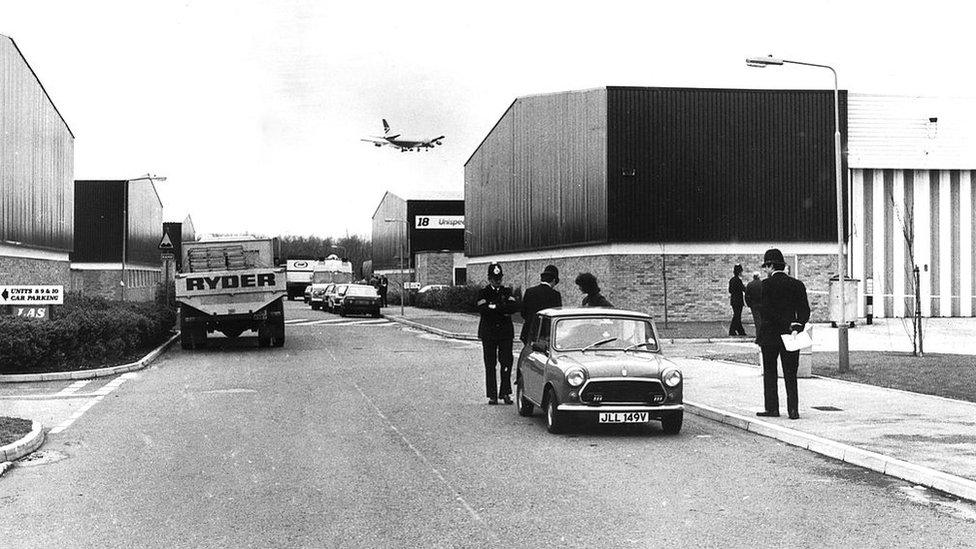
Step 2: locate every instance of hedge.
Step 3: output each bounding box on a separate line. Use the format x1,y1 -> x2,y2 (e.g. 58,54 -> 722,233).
413,284 -> 522,314
0,291 -> 176,374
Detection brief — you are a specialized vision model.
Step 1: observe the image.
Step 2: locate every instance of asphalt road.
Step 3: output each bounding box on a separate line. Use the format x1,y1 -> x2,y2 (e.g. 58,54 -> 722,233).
1,301 -> 975,547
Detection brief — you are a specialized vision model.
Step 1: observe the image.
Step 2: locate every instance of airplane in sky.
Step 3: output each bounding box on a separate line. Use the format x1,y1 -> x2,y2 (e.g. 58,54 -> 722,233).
361,119 -> 445,152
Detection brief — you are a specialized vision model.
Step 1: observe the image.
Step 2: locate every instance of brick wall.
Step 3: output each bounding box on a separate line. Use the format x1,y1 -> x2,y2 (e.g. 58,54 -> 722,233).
415,252 -> 454,286
70,268 -> 161,302
469,253 -> 836,322
0,256 -> 71,287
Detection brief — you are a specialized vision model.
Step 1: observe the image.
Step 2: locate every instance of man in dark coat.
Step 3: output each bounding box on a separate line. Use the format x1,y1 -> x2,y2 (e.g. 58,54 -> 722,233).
477,263 -> 519,405
519,265 -> 563,344
728,264 -> 746,336
744,270 -> 763,337
756,249 -> 811,420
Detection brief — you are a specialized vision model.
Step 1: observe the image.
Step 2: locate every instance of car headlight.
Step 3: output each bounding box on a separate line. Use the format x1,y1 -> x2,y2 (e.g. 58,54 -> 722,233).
662,368 -> 682,387
566,368 -> 585,387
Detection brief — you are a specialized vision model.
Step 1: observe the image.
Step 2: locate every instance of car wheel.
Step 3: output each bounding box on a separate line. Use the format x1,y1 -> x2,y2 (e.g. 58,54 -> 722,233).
661,411 -> 683,435
544,389 -> 565,434
516,377 -> 534,417
338,307 -> 346,317
311,302 -> 320,310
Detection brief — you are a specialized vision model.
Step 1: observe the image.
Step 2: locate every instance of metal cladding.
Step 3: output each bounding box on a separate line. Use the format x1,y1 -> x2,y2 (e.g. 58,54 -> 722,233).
72,180 -> 164,265
607,86 -> 847,244
0,35 -> 75,252
464,86 -> 848,256
371,191 -> 464,272
465,88 -> 609,257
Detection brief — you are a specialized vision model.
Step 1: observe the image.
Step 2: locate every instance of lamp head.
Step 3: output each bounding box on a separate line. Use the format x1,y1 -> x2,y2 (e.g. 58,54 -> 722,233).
746,55 -> 784,68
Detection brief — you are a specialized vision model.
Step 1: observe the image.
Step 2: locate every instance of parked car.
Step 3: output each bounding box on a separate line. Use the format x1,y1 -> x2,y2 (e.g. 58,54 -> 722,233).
515,307 -> 683,435
325,283 -> 348,312
335,284 -> 382,317
417,284 -> 449,294
303,285 -> 312,304
310,283 -> 335,310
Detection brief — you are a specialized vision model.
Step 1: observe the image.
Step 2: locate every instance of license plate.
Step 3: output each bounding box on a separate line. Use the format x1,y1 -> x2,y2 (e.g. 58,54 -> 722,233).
598,412 -> 649,424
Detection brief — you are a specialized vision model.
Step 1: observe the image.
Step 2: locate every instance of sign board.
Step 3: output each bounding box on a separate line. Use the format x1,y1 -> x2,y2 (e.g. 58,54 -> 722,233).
414,215 -> 464,229
11,306 -> 49,320
0,285 -> 64,305
158,231 -> 174,250
404,281 -> 422,290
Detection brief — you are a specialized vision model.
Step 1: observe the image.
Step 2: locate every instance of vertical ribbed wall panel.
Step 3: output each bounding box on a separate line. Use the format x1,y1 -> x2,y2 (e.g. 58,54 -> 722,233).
0,35 -> 74,252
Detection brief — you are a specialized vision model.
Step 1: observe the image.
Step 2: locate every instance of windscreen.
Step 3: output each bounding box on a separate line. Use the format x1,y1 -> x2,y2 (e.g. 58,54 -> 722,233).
346,286 -> 378,297
553,317 -> 657,351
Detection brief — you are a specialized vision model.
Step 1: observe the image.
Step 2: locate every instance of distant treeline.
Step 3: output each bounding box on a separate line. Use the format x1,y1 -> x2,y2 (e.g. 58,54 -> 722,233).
278,235 -> 371,280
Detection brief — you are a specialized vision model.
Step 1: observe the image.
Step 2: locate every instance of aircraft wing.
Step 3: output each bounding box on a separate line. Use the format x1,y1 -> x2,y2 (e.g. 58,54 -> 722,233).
420,135 -> 446,147
361,138 -> 390,146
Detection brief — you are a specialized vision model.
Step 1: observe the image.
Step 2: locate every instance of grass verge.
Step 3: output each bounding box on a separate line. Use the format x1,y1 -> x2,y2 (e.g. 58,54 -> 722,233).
0,416 -> 32,447
706,350 -> 976,404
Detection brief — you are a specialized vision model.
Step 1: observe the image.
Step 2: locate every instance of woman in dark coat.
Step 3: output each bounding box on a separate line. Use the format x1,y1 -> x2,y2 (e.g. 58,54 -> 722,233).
575,272 -> 613,308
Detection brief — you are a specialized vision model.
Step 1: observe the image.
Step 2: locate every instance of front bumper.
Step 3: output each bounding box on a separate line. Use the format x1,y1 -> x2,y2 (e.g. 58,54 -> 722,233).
557,404 -> 683,414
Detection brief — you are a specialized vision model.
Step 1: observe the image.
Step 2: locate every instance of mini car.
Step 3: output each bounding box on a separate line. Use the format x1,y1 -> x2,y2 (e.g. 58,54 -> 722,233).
335,284 -> 382,317
515,308 -> 683,434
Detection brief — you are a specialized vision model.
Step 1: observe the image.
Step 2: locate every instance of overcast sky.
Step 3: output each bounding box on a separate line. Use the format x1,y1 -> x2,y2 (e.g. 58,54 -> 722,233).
4,1 -> 974,237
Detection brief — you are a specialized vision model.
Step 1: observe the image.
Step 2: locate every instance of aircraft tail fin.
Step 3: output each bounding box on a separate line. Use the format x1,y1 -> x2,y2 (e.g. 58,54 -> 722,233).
382,119 -> 390,134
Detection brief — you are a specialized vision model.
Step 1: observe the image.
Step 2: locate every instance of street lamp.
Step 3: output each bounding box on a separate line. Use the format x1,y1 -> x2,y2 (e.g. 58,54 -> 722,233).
384,218 -> 407,315
125,174 -> 167,302
745,55 -> 849,372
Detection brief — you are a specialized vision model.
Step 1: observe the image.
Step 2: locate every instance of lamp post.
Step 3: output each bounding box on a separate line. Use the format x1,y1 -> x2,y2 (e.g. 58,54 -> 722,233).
125,174 -> 167,303
745,55 -> 849,373
384,218 -> 406,315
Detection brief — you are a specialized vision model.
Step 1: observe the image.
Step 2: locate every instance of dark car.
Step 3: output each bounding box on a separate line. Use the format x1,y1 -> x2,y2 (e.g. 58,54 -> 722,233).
335,284 -> 382,317
515,307 -> 683,434
310,283 -> 335,311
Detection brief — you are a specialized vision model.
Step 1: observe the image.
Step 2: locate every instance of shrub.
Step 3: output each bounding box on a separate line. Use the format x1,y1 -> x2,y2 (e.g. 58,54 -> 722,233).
0,292 -> 176,374
414,285 -> 485,313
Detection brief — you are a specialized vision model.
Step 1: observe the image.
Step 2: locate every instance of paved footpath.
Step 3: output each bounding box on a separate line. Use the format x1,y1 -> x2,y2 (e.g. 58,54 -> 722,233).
386,306 -> 976,502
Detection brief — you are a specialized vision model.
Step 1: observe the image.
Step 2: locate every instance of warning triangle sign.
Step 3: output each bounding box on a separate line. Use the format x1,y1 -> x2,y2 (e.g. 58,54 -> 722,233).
158,232 -> 174,250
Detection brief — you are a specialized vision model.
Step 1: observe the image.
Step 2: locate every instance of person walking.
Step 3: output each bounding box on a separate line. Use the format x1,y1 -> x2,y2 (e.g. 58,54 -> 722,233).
756,249 -> 810,420
728,264 -> 747,336
477,263 -> 518,405
575,272 -> 612,307
744,271 -> 763,337
519,265 -> 563,344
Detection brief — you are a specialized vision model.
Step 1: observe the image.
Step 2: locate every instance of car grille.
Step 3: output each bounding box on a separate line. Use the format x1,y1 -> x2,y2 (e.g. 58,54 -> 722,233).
579,380 -> 667,405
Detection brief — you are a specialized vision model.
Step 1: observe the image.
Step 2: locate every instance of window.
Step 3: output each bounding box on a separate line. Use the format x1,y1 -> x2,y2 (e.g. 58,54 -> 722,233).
553,317 -> 657,351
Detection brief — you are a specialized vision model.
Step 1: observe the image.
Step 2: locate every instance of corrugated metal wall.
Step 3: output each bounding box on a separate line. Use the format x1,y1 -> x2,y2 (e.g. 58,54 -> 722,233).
72,179 -> 163,265
848,94 -> 976,170
72,181 -> 124,262
371,192 -> 407,271
852,168 -> 976,318
406,200 -> 464,254
0,35 -> 74,252
606,87 -> 847,243
126,179 -> 164,265
464,88 -> 608,257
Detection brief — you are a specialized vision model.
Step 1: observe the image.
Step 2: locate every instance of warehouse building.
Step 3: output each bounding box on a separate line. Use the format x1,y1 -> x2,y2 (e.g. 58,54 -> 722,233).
0,34 -> 75,288
71,179 -> 164,301
465,86 -> 847,321
848,94 -> 976,318
371,191 -> 466,291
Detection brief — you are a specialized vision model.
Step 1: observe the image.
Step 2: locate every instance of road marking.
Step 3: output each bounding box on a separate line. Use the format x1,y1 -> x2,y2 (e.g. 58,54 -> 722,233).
351,381 -> 496,542
55,380 -> 91,396
289,319 -> 393,327
284,318 -> 309,324
49,373 -> 136,434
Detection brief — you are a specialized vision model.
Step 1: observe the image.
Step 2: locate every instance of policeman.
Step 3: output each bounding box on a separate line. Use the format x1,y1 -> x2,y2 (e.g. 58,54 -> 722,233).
477,262 -> 518,405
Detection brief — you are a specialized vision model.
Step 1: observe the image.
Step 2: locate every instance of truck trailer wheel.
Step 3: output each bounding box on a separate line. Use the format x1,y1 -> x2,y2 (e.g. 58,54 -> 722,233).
271,316 -> 285,347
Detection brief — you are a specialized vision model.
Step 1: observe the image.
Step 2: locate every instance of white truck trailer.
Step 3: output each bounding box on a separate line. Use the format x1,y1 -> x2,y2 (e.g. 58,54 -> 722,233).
285,258 -> 316,300
175,238 -> 286,349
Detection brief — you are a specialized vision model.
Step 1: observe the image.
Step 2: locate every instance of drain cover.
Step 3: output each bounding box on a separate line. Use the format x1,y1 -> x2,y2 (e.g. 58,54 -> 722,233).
15,449 -> 68,467
811,405 -> 843,411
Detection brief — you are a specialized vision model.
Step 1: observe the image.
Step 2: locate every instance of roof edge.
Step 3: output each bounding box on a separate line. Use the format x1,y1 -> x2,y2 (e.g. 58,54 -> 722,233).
3,34 -> 75,139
